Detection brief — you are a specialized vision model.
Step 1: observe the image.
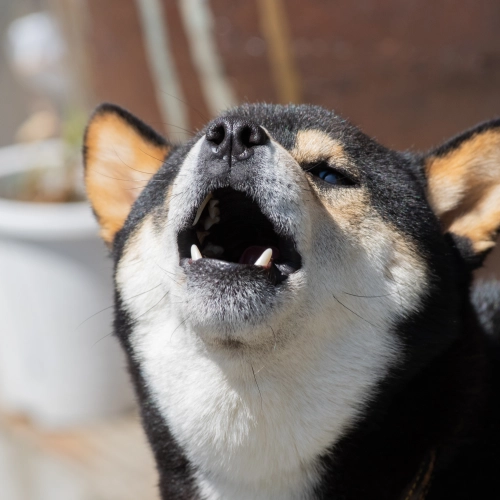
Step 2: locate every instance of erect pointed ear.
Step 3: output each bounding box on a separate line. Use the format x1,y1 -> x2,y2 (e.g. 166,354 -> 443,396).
424,119 -> 500,264
84,104 -> 170,245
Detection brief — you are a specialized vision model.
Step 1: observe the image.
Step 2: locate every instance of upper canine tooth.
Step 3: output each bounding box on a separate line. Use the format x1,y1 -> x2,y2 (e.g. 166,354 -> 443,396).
255,248 -> 273,267
191,244 -> 203,261
192,193 -> 213,226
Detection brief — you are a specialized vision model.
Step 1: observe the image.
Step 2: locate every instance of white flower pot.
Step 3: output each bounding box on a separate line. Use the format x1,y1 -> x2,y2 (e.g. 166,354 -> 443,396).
0,140 -> 134,428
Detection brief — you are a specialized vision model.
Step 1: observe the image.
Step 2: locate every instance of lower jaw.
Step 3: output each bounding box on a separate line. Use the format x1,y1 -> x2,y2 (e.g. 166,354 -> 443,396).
179,260 -> 287,340
180,257 -> 295,286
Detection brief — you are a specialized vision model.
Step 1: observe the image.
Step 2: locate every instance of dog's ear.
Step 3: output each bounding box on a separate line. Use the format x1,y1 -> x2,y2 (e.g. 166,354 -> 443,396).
424,119 -> 500,265
84,104 -> 170,245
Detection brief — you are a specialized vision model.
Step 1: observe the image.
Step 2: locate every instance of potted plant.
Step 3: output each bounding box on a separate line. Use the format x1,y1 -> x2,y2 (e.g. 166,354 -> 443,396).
0,122 -> 134,428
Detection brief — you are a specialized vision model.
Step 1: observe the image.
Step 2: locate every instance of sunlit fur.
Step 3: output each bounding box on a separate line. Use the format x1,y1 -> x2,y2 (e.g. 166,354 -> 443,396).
84,103 -> 500,500
116,134 -> 426,499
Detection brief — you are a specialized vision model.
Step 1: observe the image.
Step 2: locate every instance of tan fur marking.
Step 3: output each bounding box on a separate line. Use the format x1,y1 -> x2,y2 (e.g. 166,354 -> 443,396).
309,180 -> 427,305
85,112 -> 169,243
310,182 -> 368,232
291,129 -> 347,165
426,130 -> 500,253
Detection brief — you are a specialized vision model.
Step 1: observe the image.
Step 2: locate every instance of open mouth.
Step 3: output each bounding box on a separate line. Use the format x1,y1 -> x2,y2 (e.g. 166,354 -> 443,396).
177,188 -> 302,284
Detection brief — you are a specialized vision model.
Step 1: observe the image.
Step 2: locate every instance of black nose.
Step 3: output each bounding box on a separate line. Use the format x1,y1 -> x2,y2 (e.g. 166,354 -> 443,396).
205,118 -> 268,162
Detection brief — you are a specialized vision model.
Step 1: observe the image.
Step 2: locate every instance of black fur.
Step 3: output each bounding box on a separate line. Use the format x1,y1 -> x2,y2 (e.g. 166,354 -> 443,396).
429,117 -> 500,159
86,103 -> 500,499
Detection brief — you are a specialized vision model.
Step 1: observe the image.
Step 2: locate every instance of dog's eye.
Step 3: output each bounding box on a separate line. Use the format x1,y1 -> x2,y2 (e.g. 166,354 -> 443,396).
305,162 -> 356,186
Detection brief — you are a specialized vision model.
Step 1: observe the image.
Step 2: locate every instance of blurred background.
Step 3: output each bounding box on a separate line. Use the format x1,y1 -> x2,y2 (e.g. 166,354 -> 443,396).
0,0 -> 499,498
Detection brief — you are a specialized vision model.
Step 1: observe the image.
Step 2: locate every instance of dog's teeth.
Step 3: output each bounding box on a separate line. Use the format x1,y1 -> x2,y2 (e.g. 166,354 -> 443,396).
192,193 -> 213,226
254,248 -> 273,267
197,231 -> 210,245
191,244 -> 203,261
204,216 -> 220,230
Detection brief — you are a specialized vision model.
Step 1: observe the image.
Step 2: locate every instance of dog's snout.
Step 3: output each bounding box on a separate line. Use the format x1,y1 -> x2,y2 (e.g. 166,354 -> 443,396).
205,119 -> 268,162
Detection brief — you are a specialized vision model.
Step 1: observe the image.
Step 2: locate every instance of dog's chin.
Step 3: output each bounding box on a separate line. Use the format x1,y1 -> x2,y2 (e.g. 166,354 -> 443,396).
180,259 -> 288,346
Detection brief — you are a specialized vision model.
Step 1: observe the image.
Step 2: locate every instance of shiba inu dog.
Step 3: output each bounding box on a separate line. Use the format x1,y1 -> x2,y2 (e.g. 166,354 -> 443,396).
83,103 -> 500,500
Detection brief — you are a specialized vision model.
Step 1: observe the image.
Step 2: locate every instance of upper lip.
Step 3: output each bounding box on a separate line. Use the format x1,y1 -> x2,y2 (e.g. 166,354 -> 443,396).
177,187 -> 302,284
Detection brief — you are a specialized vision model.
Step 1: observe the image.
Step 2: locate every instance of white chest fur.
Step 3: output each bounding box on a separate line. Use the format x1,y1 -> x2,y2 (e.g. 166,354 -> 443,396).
129,308 -> 397,500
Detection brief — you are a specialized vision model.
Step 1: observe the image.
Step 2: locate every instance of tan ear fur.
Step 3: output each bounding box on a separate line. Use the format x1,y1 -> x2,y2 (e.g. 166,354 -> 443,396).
425,126 -> 500,254
84,105 -> 169,244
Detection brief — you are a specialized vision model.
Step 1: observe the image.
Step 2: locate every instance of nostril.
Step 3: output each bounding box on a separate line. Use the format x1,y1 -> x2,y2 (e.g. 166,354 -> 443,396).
239,126 -> 253,149
237,124 -> 268,150
206,123 -> 225,146
247,125 -> 268,147
204,119 -> 268,161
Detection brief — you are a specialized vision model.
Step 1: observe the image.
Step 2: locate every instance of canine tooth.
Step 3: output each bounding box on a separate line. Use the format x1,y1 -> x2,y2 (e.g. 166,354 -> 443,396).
204,216 -> 220,230
191,244 -> 202,261
192,193 -> 213,226
255,248 -> 273,267
197,231 -> 210,245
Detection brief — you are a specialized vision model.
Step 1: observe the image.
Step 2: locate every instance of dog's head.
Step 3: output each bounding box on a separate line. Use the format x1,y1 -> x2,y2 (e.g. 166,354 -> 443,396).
83,103 -> 500,491
84,103 -> 500,354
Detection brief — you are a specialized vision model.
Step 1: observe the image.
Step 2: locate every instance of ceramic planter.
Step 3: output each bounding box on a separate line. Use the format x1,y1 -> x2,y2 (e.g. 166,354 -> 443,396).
0,140 -> 134,428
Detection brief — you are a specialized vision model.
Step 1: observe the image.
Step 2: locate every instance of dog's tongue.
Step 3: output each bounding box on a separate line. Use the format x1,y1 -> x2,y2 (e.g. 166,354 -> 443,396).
239,246 -> 279,265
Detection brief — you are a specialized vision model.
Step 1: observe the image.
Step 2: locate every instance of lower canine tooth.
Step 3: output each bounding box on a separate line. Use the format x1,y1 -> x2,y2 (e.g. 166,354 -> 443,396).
193,193 -> 213,226
255,248 -> 273,267
191,244 -> 202,261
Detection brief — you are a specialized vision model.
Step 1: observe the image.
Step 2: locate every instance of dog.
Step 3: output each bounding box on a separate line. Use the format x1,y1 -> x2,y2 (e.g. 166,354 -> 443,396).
83,102 -> 500,499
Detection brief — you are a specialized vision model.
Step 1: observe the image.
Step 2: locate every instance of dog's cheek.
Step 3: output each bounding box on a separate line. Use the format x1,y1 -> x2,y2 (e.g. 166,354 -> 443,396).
307,186 -> 428,324
115,214 -> 174,328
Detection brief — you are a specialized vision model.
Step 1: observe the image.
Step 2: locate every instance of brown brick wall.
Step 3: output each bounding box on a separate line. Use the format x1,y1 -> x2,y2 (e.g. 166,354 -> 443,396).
83,0 -> 500,277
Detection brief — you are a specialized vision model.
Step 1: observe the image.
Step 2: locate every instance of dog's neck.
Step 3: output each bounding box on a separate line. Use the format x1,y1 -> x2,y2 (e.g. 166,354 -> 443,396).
130,303 -> 401,500
128,295 -> 490,500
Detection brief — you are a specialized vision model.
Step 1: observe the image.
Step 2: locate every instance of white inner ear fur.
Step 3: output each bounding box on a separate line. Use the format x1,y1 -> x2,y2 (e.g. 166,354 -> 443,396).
115,139 -> 427,500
